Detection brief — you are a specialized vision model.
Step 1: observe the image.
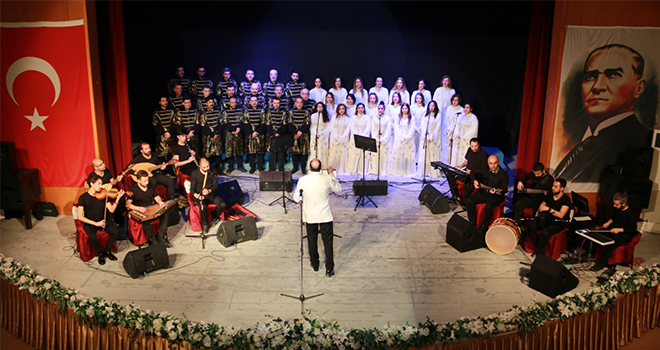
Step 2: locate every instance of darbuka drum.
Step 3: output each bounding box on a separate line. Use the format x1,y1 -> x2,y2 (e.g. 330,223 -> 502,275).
485,218 -> 521,255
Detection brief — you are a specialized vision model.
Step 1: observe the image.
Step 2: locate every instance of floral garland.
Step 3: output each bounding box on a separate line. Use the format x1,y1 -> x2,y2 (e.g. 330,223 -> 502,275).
1,254 -> 658,349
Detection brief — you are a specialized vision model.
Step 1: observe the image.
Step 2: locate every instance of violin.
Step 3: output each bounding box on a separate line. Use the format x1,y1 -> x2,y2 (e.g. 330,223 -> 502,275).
94,188 -> 124,200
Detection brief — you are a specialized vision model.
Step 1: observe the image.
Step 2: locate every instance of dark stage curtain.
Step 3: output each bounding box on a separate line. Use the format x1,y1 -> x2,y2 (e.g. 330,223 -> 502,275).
517,1 -> 554,178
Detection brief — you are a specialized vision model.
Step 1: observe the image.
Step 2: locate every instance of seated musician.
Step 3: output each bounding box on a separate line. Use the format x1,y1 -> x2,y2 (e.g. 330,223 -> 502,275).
455,138 -> 489,198
126,170 -> 171,248
525,178 -> 572,257
465,155 -> 508,232
130,142 -> 175,199
591,192 -> 638,271
85,158 -> 123,188
191,158 -> 228,232
514,162 -> 554,225
77,174 -> 123,265
172,126 -> 198,193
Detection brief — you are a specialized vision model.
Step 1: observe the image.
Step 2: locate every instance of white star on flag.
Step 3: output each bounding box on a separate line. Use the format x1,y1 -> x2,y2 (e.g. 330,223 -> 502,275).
24,108 -> 48,131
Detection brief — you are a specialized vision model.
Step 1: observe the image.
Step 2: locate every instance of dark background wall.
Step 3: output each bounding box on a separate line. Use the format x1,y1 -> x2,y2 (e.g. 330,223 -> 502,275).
121,0 -> 533,156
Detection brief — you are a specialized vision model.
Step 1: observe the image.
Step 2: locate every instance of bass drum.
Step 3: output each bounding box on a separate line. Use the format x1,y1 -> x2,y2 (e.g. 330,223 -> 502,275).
485,218 -> 521,255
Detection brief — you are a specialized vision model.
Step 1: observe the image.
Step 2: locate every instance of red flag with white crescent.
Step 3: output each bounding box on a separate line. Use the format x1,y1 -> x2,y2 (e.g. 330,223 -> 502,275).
1,21 -> 95,187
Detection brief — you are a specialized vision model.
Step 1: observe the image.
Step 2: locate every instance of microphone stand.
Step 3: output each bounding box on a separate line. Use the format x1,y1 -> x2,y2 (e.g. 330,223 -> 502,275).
377,115 -> 382,180
314,112 -> 321,159
447,112 -> 461,166
281,189 -> 323,315
412,113 -> 439,186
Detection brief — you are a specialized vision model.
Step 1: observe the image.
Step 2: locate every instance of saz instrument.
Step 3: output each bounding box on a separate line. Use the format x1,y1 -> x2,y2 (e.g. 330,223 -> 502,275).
130,159 -> 176,182
478,182 -> 503,196
129,198 -> 178,222
517,188 -> 546,195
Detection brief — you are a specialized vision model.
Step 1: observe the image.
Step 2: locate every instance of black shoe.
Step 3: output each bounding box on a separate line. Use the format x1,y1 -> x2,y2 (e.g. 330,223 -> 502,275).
291,167 -> 299,174
326,269 -> 334,277
249,168 -> 256,174
311,263 -> 319,272
105,252 -> 118,261
301,168 -> 307,174
98,254 -> 106,265
590,263 -> 605,272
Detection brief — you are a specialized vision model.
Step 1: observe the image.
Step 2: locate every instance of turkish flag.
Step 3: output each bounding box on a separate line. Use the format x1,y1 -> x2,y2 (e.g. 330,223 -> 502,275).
1,21 -> 95,187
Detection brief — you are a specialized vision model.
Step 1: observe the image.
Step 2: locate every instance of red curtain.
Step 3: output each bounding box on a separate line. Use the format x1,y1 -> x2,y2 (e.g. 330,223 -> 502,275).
516,1 -> 554,178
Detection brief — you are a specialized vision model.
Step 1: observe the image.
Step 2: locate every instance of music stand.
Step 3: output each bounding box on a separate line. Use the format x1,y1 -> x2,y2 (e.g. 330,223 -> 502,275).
353,134 -> 378,210
268,134 -> 296,213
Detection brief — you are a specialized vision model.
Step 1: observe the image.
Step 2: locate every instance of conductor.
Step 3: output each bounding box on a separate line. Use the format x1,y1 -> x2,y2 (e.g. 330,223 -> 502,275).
293,159 -> 342,277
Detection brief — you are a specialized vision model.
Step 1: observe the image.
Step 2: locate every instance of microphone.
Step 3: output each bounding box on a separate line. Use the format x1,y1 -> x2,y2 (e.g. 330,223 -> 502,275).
299,189 -> 303,195
456,112 -> 461,116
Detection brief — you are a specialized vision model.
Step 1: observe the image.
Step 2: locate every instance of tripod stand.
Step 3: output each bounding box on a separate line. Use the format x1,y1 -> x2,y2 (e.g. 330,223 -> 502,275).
353,134 -> 378,210
412,114 -> 440,186
268,135 -> 295,213
281,189 -> 323,314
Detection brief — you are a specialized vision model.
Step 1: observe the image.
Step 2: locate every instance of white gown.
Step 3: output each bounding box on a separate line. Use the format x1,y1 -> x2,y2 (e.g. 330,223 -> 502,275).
409,89 -> 433,107
369,113 -> 393,176
327,115 -> 351,175
417,113 -> 443,177
440,105 -> 465,165
347,114 -> 372,175
433,87 -> 456,113
346,104 -> 356,118
410,103 -> 427,163
369,86 -> 389,105
366,103 -> 379,117
329,87 -> 348,105
349,88 -> 368,105
308,112 -> 332,169
390,116 -> 417,177
453,113 -> 479,166
387,104 -> 401,118
325,103 -> 337,120
389,89 -> 410,106
309,88 -> 327,105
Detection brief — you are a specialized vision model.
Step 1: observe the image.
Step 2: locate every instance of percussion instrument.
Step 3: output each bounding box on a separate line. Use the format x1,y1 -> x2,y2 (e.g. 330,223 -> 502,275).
129,198 -> 178,222
485,218 -> 521,255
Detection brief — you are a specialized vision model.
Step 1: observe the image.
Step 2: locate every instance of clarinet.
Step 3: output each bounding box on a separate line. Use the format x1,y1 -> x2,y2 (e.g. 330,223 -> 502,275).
184,139 -> 200,167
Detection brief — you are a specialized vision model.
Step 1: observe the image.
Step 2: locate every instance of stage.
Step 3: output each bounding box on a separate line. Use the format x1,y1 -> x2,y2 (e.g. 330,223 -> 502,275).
1,174 -> 659,329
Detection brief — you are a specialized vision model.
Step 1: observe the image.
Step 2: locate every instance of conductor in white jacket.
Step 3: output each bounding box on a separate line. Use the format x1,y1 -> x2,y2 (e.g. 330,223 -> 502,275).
293,158 -> 342,277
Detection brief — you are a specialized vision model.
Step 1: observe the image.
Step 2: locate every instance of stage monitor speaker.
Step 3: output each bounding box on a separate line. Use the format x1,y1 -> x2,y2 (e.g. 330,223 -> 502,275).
624,146 -> 654,180
528,254 -> 579,298
216,179 -> 245,205
1,141 -> 18,176
446,214 -> 484,252
122,242 -> 169,278
217,217 -> 258,247
259,171 -> 293,192
41,202 -> 59,217
418,184 -> 449,214
353,180 -> 388,196
1,168 -> 41,205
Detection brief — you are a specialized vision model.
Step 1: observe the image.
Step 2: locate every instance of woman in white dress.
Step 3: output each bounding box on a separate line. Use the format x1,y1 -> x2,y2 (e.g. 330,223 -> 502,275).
309,77 -> 327,104
329,77 -> 348,105
347,103 -> 372,175
453,102 -> 479,166
308,102 -> 332,170
390,103 -> 416,177
389,77 -> 410,106
417,101 -> 443,178
369,102 -> 393,176
327,104 -> 351,175
349,77 -> 368,105
325,92 -> 336,119
365,92 -> 379,117
433,75 -> 456,113
410,79 -> 432,107
410,92 -> 427,163
387,92 -> 402,118
369,76 -> 389,105
441,94 -> 465,165
345,94 -> 357,118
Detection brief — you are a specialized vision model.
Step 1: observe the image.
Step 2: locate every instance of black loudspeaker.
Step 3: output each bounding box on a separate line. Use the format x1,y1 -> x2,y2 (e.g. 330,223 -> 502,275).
353,180 -> 388,196
446,214 -> 484,252
259,171 -> 293,192
41,202 -> 59,217
418,184 -> 450,214
216,179 -> 245,205
624,146 -> 654,180
1,168 -> 41,205
122,242 -> 170,278
217,217 -> 258,247
600,170 -> 653,210
0,141 -> 18,176
528,254 -> 579,298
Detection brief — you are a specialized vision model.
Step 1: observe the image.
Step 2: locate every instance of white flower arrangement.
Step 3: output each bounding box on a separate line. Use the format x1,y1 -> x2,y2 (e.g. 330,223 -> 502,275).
1,254 -> 659,349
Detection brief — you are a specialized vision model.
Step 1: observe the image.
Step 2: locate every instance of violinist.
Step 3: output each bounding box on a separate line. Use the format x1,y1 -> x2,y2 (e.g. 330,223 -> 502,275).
77,174 -> 124,265
84,159 -> 123,188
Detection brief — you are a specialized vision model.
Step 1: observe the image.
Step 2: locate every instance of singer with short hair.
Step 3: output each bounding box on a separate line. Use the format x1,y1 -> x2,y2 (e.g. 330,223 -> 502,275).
293,159 -> 342,277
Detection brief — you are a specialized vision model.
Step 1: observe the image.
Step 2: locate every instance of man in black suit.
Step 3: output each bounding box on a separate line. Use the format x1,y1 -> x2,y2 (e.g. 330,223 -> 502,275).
554,44 -> 653,184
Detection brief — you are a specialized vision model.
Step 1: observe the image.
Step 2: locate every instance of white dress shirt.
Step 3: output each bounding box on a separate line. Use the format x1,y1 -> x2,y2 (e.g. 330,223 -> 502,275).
293,171 -> 342,224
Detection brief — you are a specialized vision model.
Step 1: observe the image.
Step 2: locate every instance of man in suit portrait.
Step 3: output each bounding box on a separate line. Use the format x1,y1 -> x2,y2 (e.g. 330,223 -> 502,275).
553,44 -> 653,184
